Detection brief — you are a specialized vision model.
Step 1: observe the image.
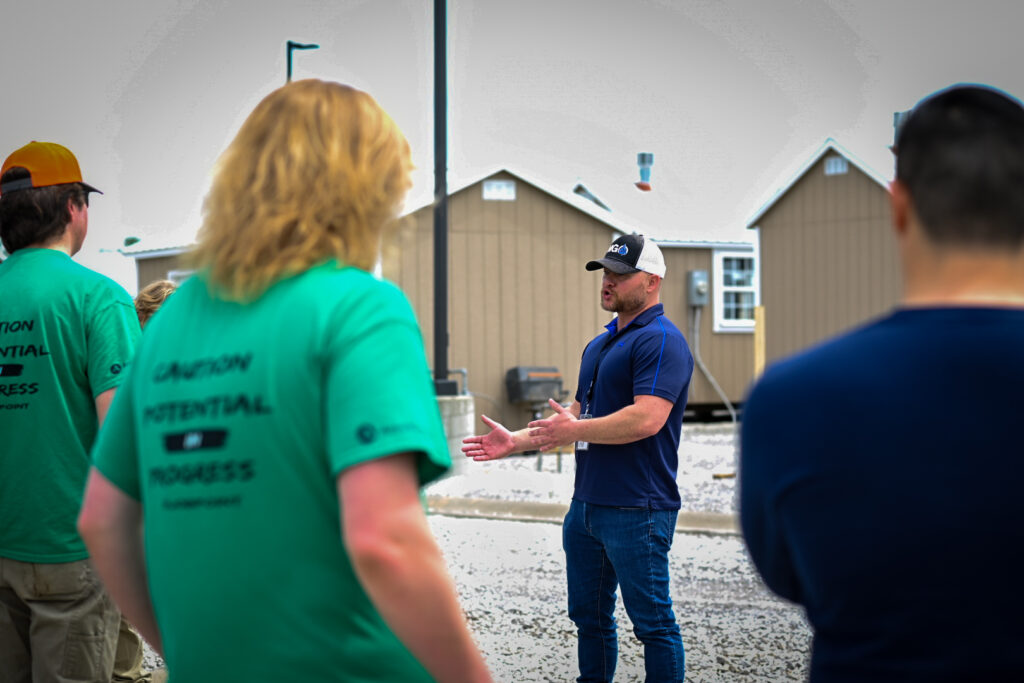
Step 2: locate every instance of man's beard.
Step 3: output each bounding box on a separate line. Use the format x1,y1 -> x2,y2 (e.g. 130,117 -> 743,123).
602,288 -> 646,313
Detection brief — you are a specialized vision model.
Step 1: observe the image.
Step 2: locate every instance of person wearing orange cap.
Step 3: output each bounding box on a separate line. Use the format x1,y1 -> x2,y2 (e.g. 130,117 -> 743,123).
0,142 -> 150,682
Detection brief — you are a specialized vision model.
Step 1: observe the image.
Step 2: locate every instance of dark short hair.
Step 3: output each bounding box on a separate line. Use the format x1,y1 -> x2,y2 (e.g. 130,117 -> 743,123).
0,167 -> 87,253
895,84 -> 1024,249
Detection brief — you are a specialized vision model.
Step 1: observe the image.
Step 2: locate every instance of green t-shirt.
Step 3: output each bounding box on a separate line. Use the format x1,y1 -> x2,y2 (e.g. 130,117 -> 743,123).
0,248 -> 140,562
92,264 -> 450,683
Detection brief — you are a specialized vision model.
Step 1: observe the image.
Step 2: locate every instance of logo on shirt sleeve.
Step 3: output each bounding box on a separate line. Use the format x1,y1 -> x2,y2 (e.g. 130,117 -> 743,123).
356,423 -> 377,444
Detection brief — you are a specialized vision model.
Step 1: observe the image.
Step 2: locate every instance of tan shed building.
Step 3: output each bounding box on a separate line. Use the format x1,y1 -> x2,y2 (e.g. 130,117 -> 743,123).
128,167 -> 757,427
387,168 -> 756,427
132,247 -> 194,290
748,139 -> 901,366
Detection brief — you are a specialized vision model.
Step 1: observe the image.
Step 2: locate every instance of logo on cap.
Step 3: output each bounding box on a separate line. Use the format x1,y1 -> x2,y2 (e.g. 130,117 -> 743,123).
610,244 -> 629,256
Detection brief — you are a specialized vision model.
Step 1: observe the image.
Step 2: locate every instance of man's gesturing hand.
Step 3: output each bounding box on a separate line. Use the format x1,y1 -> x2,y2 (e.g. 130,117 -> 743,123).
461,415 -> 517,461
528,399 -> 579,449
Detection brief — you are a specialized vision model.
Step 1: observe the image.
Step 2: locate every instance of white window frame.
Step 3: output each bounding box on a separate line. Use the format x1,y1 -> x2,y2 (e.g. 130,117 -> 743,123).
166,269 -> 195,285
824,155 -> 849,176
713,249 -> 758,333
482,179 -> 516,201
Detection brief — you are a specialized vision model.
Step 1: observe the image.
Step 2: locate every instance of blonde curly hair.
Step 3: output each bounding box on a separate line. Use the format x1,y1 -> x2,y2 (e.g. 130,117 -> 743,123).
188,79 -> 413,300
135,279 -> 178,327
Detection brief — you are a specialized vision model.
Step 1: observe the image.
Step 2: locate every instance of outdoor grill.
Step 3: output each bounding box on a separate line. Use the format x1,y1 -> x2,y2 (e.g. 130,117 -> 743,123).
505,366 -> 565,406
506,366 -> 570,463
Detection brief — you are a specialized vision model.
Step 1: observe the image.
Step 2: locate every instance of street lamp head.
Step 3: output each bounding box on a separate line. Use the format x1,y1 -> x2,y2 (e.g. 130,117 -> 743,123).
286,40 -> 321,82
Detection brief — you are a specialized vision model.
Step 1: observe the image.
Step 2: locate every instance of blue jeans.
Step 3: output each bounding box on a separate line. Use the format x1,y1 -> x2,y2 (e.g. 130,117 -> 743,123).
563,500 -> 685,682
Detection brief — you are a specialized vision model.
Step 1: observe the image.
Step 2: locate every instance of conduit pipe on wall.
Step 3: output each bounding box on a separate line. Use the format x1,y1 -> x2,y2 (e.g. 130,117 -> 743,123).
689,306 -> 738,424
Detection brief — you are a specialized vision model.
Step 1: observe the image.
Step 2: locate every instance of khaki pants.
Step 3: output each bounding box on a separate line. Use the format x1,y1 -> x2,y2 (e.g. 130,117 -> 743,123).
0,557 -> 119,683
112,617 -> 150,682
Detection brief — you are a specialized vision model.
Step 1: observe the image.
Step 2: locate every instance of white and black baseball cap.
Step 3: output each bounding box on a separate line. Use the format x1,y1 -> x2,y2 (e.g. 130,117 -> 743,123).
585,233 -> 666,278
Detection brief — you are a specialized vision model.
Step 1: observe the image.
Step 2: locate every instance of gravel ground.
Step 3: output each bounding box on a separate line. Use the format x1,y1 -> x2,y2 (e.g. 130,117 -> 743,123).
431,516 -> 810,682
140,423 -> 813,681
426,422 -> 813,682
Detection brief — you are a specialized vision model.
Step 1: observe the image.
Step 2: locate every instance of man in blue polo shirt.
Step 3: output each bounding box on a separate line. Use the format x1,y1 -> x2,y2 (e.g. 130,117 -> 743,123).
463,233 -> 693,682
741,85 -> 1024,682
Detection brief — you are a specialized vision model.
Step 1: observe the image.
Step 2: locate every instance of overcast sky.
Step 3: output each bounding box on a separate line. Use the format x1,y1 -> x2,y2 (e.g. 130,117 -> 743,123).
4,0 -> 1024,291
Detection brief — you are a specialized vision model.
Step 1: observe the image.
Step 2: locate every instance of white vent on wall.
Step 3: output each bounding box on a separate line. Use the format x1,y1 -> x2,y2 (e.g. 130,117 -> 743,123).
824,156 -> 849,176
483,179 -> 516,201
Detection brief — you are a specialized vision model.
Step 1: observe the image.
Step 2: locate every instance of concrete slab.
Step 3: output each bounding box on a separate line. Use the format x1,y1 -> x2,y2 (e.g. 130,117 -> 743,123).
427,495 -> 739,535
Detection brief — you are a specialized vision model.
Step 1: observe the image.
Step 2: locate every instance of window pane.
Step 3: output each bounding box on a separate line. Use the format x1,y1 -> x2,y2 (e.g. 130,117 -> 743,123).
724,292 -> 755,321
723,257 -> 754,287
824,156 -> 849,176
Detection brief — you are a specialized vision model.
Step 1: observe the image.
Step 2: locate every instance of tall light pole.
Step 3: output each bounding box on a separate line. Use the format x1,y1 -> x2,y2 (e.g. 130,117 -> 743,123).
286,40 -> 320,82
433,0 -> 457,396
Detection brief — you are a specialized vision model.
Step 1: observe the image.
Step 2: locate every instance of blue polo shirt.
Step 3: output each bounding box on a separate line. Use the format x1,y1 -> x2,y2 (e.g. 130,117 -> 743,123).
572,303 -> 693,510
740,307 -> 1024,681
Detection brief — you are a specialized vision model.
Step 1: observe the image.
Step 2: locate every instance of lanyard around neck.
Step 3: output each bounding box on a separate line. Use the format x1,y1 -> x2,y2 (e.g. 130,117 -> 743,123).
583,328 -> 623,413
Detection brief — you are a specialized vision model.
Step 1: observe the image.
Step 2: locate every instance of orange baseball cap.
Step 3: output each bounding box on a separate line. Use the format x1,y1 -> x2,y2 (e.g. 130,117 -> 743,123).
0,141 -> 101,196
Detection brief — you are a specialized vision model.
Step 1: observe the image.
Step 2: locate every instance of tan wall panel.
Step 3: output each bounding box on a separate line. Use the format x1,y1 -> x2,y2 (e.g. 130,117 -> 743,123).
384,172 -> 754,428
758,157 -> 899,365
385,174 -> 615,430
660,248 -> 755,404
136,255 -> 183,291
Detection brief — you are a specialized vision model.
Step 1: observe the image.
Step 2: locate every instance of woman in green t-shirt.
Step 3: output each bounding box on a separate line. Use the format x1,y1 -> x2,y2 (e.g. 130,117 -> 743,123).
79,79 -> 493,683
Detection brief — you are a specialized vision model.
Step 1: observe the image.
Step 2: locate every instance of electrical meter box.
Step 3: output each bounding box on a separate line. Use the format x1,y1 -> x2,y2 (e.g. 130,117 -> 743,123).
687,270 -> 709,307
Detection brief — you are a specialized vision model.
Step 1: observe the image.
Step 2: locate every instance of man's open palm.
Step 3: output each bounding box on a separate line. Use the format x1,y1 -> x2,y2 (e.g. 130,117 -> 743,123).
461,415 -> 516,461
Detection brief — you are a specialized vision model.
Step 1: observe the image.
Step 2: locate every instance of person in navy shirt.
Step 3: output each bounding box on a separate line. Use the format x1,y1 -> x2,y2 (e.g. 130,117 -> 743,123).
464,233 -> 693,682
741,84 -> 1024,682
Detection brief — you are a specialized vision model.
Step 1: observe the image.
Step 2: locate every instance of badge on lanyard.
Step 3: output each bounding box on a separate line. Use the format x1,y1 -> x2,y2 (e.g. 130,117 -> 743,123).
576,412 -> 593,451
